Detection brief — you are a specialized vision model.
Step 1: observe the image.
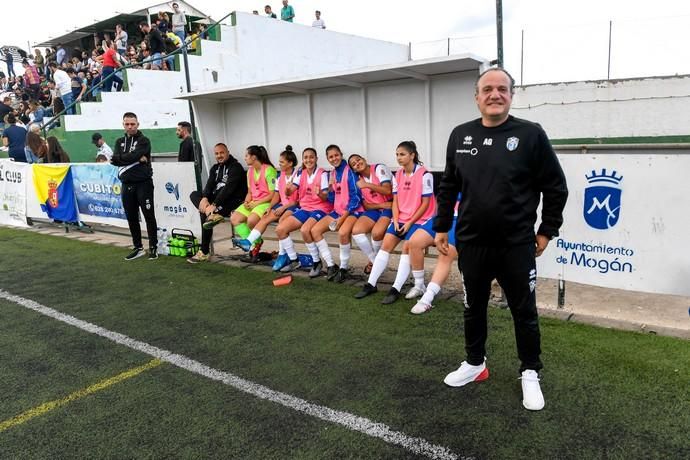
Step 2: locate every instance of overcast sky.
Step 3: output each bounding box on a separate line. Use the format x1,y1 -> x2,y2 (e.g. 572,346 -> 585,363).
2,0 -> 690,84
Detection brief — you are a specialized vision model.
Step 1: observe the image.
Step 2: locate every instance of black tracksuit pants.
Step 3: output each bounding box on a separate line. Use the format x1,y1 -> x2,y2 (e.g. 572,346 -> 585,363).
458,243 -> 542,372
190,191 -> 233,255
121,179 -> 158,250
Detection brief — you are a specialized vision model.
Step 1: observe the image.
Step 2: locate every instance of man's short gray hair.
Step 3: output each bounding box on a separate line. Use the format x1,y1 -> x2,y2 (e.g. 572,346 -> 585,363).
475,67 -> 516,95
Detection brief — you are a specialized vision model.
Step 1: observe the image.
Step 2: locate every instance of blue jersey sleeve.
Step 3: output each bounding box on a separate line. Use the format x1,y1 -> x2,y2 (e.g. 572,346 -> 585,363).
346,168 -> 363,212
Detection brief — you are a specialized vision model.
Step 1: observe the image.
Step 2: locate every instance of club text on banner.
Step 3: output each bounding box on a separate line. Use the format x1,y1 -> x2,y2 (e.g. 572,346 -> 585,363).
0,160 -> 29,228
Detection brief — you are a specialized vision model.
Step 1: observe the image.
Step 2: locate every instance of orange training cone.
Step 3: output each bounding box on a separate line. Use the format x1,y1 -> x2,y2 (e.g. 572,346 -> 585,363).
273,275 -> 293,287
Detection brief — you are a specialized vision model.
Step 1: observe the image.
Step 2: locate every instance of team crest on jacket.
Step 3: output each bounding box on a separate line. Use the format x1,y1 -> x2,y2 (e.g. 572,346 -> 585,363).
506,137 -> 519,151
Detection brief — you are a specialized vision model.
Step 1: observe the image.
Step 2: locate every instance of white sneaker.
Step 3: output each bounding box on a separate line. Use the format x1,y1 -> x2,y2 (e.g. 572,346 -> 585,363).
410,301 -> 433,314
443,360 -> 489,387
520,370 -> 545,411
405,285 -> 426,299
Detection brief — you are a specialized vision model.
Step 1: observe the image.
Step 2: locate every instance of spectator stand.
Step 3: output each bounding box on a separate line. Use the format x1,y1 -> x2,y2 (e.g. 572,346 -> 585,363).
33,4 -> 227,163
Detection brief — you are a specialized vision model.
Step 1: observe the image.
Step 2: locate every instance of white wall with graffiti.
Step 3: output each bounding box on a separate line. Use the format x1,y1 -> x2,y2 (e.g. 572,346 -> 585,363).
537,154 -> 690,296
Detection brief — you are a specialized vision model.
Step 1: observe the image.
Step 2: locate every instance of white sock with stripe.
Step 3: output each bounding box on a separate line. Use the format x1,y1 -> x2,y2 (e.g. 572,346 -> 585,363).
367,250 -> 390,286
352,233 -> 376,263
392,254 -> 411,291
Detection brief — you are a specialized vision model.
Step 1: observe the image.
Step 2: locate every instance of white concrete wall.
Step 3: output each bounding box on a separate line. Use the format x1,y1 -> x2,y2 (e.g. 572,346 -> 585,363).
429,74 -> 478,168
68,97 -> 189,130
512,76 -> 690,140
191,99 -> 227,174
221,71 -> 479,171
227,13 -> 408,88
312,88 -> 366,156
60,12 -> 409,136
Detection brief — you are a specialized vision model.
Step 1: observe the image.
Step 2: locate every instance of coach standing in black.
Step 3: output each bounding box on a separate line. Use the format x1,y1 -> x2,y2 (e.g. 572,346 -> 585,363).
433,68 -> 568,411
111,112 -> 159,260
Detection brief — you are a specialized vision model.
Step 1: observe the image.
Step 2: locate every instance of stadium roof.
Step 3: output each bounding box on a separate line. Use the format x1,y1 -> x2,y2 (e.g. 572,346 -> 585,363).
36,1 -> 210,47
178,54 -> 487,103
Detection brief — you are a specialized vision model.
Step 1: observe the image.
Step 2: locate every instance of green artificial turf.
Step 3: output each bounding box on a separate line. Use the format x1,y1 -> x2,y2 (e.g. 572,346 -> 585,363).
0,228 -> 688,459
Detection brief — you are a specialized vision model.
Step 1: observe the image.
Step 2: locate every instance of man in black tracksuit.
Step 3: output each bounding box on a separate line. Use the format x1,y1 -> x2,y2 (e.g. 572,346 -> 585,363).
111,112 -> 159,260
433,68 -> 568,411
187,142 -> 247,263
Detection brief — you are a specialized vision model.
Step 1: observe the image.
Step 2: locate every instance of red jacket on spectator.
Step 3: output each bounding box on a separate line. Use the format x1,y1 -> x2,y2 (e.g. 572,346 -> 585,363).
23,65 -> 40,86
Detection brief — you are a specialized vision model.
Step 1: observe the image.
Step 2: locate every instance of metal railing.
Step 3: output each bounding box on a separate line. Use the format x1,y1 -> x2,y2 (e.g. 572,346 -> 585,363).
40,10 -> 236,190
41,10 -> 233,134
409,15 -> 690,86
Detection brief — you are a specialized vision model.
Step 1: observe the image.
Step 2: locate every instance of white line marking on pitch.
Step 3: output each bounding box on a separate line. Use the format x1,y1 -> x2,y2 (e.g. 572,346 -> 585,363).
0,289 -> 469,460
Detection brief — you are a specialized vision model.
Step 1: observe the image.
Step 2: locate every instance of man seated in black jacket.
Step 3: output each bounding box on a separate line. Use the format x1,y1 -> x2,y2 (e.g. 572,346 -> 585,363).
187,142 -> 247,263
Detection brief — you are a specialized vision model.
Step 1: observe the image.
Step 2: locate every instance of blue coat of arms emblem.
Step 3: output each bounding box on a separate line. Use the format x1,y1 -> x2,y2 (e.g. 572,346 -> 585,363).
583,169 -> 623,229
506,136 -> 519,151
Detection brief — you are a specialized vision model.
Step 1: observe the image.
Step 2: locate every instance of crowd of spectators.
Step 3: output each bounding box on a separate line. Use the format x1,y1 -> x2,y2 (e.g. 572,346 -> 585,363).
0,2 -> 328,162
0,2 -> 210,161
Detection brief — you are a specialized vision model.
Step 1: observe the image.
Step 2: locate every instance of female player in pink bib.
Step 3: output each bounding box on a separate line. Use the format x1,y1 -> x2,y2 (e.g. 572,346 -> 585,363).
347,154 -> 393,277
231,145 -> 277,256
408,193 -> 462,314
354,141 -> 436,304
309,144 -> 364,282
274,147 -> 332,273
235,146 -> 300,268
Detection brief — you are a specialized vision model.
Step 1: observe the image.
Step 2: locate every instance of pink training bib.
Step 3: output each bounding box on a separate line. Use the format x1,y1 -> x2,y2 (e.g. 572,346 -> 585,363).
278,169 -> 299,206
298,167 -> 333,213
248,163 -> 271,201
360,163 -> 393,206
395,165 -> 436,224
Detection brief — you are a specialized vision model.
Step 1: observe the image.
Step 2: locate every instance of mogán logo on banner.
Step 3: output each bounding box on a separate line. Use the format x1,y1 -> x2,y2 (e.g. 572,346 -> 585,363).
163,181 -> 187,216
583,168 -> 623,230
165,182 -> 180,200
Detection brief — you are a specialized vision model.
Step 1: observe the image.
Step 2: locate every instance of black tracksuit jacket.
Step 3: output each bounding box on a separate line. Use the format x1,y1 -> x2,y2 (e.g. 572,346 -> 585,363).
111,131 -> 153,183
433,115 -> 568,247
203,155 -> 247,213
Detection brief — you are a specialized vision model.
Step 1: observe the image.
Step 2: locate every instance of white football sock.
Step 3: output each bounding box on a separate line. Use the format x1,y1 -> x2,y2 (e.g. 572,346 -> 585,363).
420,282 -> 441,306
246,229 -> 262,244
315,239 -> 335,267
367,250 -> 390,286
339,243 -> 351,269
306,242 -> 320,261
412,269 -> 426,289
371,238 -> 382,255
352,233 -> 375,263
392,254 -> 411,291
280,237 -> 297,259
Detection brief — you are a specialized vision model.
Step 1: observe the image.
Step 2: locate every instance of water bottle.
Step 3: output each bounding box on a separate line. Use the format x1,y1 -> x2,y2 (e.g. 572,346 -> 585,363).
157,227 -> 170,255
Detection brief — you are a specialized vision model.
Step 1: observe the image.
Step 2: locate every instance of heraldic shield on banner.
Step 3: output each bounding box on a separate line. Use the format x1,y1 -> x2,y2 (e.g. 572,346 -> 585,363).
32,165 -> 79,222
583,168 -> 623,230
